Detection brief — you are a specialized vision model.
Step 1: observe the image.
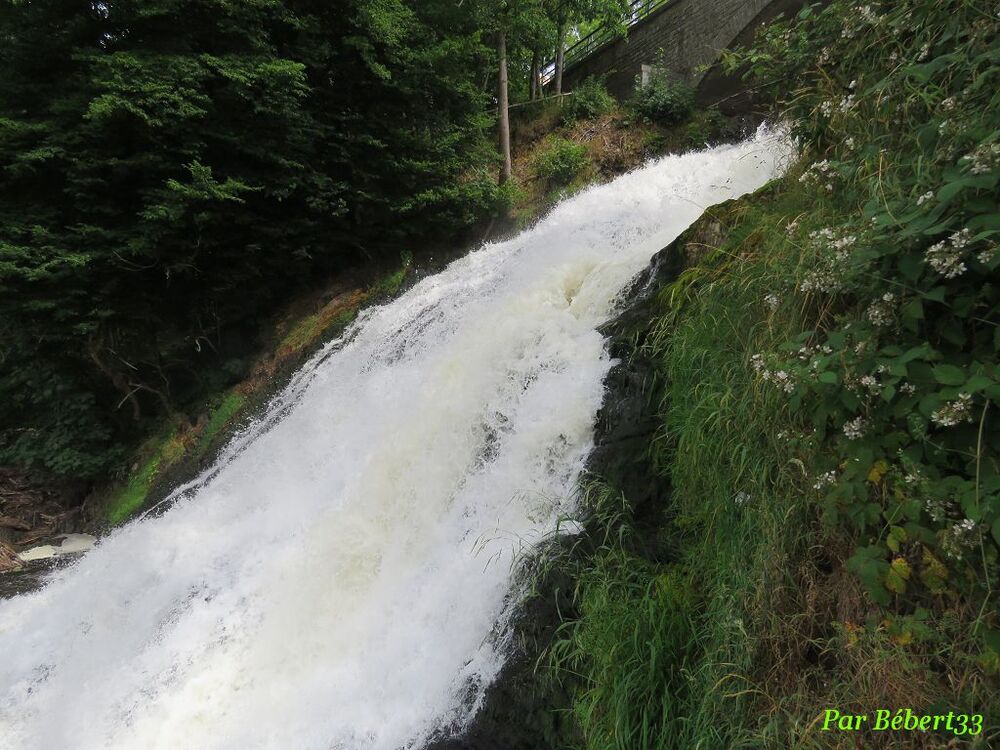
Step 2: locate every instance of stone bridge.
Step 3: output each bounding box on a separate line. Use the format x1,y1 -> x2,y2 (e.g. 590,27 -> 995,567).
560,0 -> 807,105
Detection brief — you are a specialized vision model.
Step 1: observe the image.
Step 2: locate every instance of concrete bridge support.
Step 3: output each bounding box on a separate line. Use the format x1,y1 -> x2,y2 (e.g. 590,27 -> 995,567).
561,0 -> 808,104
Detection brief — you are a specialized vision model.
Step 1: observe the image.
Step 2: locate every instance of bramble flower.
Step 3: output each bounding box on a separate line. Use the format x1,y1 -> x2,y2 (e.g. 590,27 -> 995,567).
856,5 -> 879,24
941,518 -> 978,561
924,229 -> 972,279
842,416 -> 867,440
799,161 -> 838,191
962,142 -> 1000,175
859,375 -> 880,394
923,496 -> 946,524
931,393 -> 974,427
866,292 -> 896,327
813,470 -> 837,490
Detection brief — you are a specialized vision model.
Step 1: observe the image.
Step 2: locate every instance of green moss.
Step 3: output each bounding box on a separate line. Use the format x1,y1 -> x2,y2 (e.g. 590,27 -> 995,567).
280,311 -> 325,353
196,391 -> 246,458
368,255 -> 412,299
106,440 -> 170,525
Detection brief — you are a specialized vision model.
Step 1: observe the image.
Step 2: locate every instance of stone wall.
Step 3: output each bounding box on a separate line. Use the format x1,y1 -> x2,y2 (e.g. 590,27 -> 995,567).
562,0 -> 802,101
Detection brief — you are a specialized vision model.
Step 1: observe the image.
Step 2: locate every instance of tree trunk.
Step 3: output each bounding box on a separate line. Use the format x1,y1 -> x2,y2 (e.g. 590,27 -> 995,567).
497,31 -> 512,185
554,21 -> 566,95
529,48 -> 539,100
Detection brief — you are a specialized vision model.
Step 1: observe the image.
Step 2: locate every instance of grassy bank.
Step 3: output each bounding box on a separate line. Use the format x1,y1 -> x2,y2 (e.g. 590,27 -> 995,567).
546,1 -> 999,748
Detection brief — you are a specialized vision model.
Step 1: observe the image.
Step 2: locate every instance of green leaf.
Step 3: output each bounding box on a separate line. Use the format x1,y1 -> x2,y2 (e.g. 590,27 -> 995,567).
933,364 -> 966,385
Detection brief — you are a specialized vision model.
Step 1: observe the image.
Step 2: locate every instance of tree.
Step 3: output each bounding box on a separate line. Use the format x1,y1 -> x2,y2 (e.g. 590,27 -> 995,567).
0,0 -> 498,479
497,30 -> 513,183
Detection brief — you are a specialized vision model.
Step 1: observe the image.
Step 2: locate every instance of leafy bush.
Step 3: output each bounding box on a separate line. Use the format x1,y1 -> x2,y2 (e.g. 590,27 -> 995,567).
683,108 -> 727,146
632,70 -> 694,125
535,138 -> 589,186
562,78 -> 615,123
732,0 -> 1000,613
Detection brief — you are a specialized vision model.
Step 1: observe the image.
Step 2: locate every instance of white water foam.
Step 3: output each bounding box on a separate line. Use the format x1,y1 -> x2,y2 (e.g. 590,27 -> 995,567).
0,129 -> 791,750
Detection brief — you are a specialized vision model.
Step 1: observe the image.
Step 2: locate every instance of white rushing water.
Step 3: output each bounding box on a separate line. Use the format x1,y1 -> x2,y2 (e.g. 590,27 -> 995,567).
0,130 -> 791,750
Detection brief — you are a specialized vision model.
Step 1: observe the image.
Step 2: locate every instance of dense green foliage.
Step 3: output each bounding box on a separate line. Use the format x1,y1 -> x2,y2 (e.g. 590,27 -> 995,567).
0,0 -> 497,479
561,77 -> 615,123
741,0 -> 1000,632
547,1 -> 1000,747
535,136 -> 589,185
632,69 -> 694,126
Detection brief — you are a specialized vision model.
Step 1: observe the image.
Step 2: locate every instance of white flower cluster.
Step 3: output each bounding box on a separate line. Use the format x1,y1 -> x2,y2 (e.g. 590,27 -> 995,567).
916,190 -> 935,207
923,496 -> 947,524
813,470 -> 837,490
925,228 -> 972,279
941,518 -> 978,561
842,416 -> 867,440
866,292 -> 897,327
764,293 -> 781,310
962,141 -> 1000,175
900,382 -> 917,395
750,354 -> 796,393
859,374 -> 881,395
856,5 -> 880,24
800,228 -> 858,293
800,160 -> 837,191
931,393 -> 974,427
940,96 -> 957,112
734,491 -> 751,507
978,242 -> 998,265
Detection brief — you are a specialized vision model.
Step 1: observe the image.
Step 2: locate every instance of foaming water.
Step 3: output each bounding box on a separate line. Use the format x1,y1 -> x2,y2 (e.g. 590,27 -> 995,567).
0,130 -> 792,750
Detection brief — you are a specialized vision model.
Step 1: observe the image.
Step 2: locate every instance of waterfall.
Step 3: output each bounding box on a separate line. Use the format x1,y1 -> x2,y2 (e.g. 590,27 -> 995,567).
0,129 -> 791,750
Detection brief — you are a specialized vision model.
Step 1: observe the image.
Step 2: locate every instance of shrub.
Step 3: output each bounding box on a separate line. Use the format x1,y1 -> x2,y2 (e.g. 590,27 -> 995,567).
535,138 -> 589,186
562,78 -> 615,123
632,70 -> 694,125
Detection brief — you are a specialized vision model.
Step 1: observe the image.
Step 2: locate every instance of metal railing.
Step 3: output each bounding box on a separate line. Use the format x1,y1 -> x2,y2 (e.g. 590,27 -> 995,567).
541,0 -> 673,84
